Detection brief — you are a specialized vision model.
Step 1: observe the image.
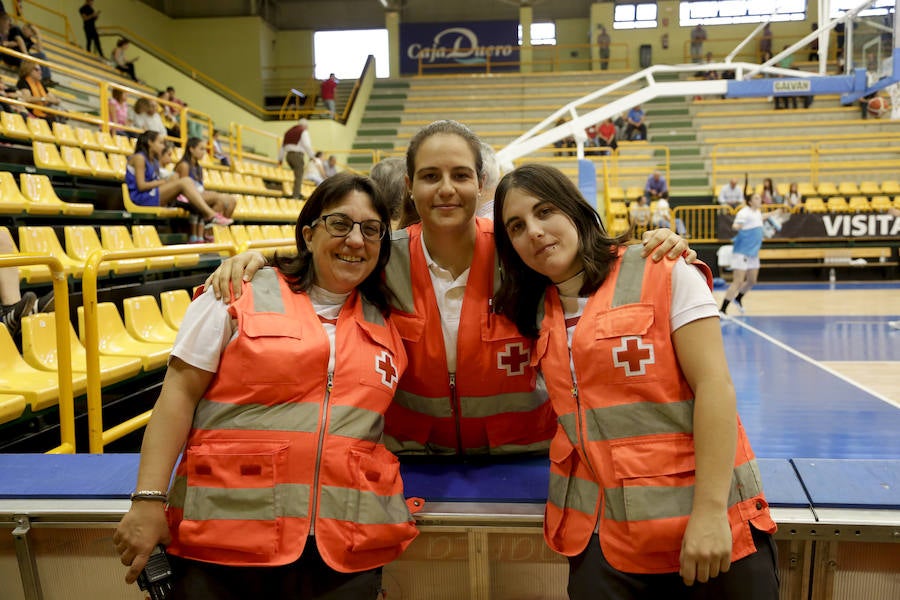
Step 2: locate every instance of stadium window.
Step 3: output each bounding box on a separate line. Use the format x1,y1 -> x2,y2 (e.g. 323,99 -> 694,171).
614,3 -> 659,30
314,29 -> 390,79
830,0 -> 895,18
518,22 -> 557,45
679,0 -> 807,26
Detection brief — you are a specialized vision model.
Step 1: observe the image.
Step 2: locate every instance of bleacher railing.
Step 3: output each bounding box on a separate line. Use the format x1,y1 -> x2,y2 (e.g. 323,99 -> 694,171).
0,253 -> 75,455
20,0 -> 77,45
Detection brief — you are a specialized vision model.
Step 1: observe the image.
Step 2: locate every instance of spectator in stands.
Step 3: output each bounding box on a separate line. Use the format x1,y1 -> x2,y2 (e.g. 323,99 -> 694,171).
175,137 -> 236,243
304,150 -> 328,186
553,117 -> 575,156
156,90 -> 178,137
690,24 -> 707,63
701,51 -> 719,80
808,24 -> 819,62
16,60 -> 59,121
369,156 -> 407,229
785,182 -> 802,208
761,177 -> 782,204
132,97 -> 167,138
0,228 -> 34,338
0,82 -> 28,116
718,178 -> 744,209
596,117 -> 618,153
320,72 -> 338,119
165,86 -> 185,111
108,87 -> 131,135
126,130 -> 232,226
112,38 -> 138,82
721,193 -> 764,315
323,154 -> 339,178
643,170 -> 669,203
19,23 -> 55,86
279,117 -> 315,199
475,140 -> 501,219
79,0 -> 103,57
584,121 -> 598,151
629,195 -> 652,230
114,173 -> 417,599
652,198 -> 687,236
491,163 -> 778,600
0,12 -> 26,69
624,104 -> 647,141
759,24 -> 773,61
211,129 -> 230,166
158,141 -> 176,179
596,24 -> 611,70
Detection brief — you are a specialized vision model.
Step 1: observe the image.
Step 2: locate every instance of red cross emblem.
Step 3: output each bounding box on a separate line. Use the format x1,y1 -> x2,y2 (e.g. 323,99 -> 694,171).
612,336 -> 654,376
497,342 -> 530,376
375,351 -> 398,389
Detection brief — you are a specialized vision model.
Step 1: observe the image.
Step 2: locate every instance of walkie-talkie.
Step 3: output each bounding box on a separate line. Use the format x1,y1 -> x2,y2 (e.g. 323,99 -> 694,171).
136,545 -> 174,600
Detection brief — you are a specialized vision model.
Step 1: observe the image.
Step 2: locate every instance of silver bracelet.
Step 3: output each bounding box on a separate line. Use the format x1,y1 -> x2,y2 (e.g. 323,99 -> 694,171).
130,490 -> 168,503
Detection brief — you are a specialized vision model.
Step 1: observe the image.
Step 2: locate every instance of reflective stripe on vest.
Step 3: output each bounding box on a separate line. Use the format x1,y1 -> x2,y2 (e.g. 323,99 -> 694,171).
611,245 -> 646,307
318,485 -> 417,525
386,230 -> 415,313
558,400 -> 695,444
251,268 -> 285,312
394,388 -> 546,419
168,476 -> 310,519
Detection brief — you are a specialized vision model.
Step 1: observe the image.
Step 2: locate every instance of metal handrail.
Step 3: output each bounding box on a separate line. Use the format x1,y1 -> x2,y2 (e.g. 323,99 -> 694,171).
0,253 -> 75,454
20,0 -> 77,45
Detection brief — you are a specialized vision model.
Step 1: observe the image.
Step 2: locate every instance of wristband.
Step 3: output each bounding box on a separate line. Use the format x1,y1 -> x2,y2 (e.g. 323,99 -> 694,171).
130,490 -> 168,503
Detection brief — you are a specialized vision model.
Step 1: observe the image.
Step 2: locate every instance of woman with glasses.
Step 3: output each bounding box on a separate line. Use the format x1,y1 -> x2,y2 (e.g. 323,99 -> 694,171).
114,172 -> 420,599
16,60 -> 60,121
206,120 -> 693,457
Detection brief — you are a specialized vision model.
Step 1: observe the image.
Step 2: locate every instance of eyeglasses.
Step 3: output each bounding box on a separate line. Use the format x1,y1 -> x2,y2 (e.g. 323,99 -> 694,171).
311,213 -> 387,242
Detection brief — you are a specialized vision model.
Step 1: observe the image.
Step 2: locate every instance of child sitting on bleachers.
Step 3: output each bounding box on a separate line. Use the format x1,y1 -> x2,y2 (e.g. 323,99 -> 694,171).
175,137 -> 236,242
126,130 -> 232,227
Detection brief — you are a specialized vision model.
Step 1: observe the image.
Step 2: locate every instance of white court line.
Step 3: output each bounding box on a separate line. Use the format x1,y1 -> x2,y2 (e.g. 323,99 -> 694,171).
724,316 -> 900,410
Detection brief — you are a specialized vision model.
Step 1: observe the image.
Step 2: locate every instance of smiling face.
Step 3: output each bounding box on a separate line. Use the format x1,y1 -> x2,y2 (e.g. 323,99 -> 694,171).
501,187 -> 583,283
407,133 -> 482,234
148,133 -> 166,159
302,190 -> 382,294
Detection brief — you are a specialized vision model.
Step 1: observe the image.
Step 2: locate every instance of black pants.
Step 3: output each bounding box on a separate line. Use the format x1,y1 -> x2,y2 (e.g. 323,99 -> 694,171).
116,63 -> 137,81
85,28 -> 103,57
625,123 -> 647,141
168,540 -> 383,600
567,525 -> 779,600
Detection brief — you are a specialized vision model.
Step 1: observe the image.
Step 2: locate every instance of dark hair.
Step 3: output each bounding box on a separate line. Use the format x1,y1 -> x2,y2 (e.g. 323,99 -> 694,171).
116,38 -> 129,48
111,88 -> 125,102
493,163 -> 624,338
369,157 -> 407,224
275,172 -> 394,314
178,136 -> 204,182
405,120 -> 483,185
133,97 -> 152,115
134,130 -> 161,159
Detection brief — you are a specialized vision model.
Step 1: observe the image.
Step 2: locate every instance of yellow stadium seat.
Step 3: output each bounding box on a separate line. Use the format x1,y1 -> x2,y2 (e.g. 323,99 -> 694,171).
0,225 -> 51,283
803,197 -> 826,213
625,187 -> 644,202
261,224 -> 286,240
775,183 -> 789,196
74,127 -> 104,151
895,196 -> 900,209
211,224 -> 235,246
32,141 -> 67,171
608,201 -> 629,218
880,180 -> 900,195
96,131 -> 122,154
0,393 -> 27,425
245,224 -> 265,241
99,225 -> 173,271
115,134 -> 135,154
64,225 -> 145,275
26,117 -> 55,142
21,312 -> 142,387
18,226 -> 84,278
123,295 -> 179,343
870,195 -> 893,211
817,182 -> 838,197
131,224 -> 199,268
229,224 -> 251,248
281,224 -> 295,239
0,171 -> 28,213
848,196 -> 870,212
85,150 -> 119,179
77,303 -> 171,371
825,196 -> 849,212
52,122 -> 79,147
859,181 -> 880,196
203,168 -> 226,191
0,323 -> 88,412
837,182 -> 860,196
160,289 -> 190,330
220,171 -> 240,193
606,186 -> 626,202
121,183 -> 188,218
797,182 -> 817,197
609,217 -> 631,237
60,145 -> 94,177
108,152 -> 127,178
0,112 -> 32,140
241,195 -> 263,219
21,173 -> 94,215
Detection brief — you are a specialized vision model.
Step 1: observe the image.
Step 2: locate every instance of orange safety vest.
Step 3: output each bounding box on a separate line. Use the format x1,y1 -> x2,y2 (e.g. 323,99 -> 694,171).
383,218 -> 556,455
166,269 -> 420,572
536,246 -> 776,574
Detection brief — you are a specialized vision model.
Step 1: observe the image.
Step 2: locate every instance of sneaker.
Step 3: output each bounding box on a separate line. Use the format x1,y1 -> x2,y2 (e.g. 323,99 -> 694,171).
733,299 -> 745,315
35,291 -> 55,313
188,235 -> 205,244
1,292 -> 37,337
204,213 -> 233,228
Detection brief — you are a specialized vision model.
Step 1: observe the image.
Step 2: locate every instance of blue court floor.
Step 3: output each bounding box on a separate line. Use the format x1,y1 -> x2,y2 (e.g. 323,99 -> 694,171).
723,314 -> 900,460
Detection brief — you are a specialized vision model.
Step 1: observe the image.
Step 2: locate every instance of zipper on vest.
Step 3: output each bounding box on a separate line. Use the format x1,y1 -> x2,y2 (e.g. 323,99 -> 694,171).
449,372 -> 463,454
572,380 -> 600,481
309,371 -> 334,536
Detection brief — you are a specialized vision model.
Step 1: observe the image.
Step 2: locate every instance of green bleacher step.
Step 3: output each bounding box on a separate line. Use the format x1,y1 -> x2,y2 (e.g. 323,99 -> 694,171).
367,104 -> 405,111
670,162 -> 705,171
358,129 -> 398,137
650,133 -> 696,143
362,117 -> 401,125
671,176 -> 710,187
370,94 -> 408,101
376,81 -> 411,89
652,120 -> 693,129
353,142 -> 394,150
647,108 -> 691,117
663,147 -> 702,157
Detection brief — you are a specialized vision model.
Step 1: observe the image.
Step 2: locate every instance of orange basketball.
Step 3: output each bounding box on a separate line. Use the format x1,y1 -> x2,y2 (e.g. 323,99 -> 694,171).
867,96 -> 889,117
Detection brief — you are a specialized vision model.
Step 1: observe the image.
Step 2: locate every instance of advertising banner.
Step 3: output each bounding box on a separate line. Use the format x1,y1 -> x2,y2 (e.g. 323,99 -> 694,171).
717,211 -> 900,240
400,21 -> 519,75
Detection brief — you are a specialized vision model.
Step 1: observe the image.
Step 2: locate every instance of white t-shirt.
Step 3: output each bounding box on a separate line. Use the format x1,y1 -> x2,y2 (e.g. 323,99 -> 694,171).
420,234 -> 469,373
170,283 -> 348,374
733,205 -> 764,231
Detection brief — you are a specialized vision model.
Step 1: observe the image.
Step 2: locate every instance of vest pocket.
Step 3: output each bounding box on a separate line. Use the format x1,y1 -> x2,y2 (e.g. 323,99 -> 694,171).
178,439 -> 290,557
345,445 -> 417,552
240,314 -> 307,385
